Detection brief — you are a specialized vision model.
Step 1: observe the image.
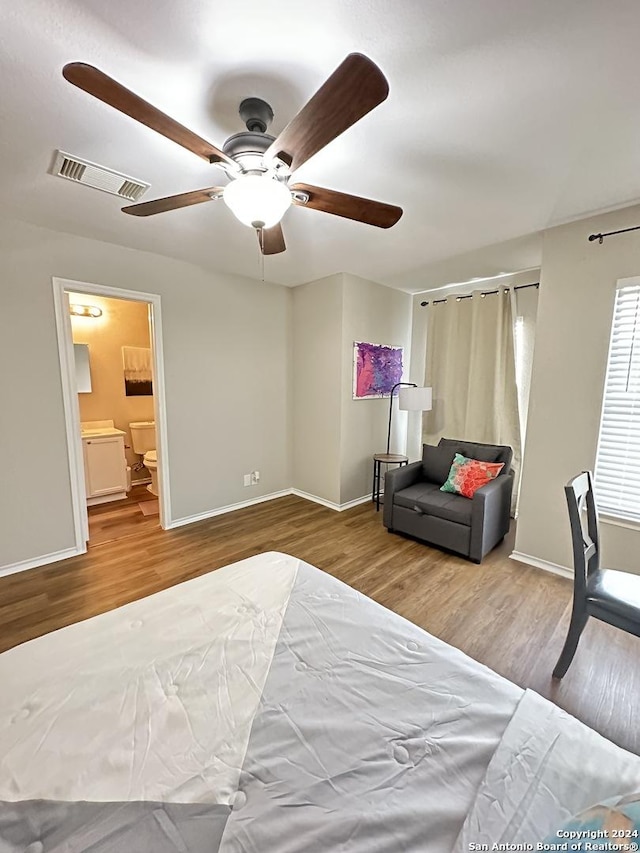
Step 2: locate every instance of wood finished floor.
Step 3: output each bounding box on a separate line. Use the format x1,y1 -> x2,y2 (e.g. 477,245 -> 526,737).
2,495 -> 639,755
87,483 -> 160,545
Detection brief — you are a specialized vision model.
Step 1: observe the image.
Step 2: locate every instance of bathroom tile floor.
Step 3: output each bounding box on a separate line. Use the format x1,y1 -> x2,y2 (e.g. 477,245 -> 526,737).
87,483 -> 160,546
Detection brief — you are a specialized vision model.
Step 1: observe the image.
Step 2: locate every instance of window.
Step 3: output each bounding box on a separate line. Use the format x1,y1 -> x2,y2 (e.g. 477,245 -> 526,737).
594,280 -> 640,523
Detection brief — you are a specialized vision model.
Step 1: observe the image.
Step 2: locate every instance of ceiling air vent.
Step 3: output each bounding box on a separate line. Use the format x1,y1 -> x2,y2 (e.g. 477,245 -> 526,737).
51,151 -> 150,201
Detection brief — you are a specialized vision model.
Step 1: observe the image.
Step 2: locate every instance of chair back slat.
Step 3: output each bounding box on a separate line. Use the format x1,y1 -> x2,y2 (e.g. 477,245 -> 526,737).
565,471 -> 600,595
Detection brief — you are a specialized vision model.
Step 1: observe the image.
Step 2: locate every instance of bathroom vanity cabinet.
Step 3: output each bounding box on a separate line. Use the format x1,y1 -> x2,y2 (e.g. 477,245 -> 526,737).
82,433 -> 128,505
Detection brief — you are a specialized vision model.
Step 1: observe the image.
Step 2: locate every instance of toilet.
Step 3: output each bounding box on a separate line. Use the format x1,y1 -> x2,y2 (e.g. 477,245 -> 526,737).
129,421 -> 159,496
142,450 -> 159,497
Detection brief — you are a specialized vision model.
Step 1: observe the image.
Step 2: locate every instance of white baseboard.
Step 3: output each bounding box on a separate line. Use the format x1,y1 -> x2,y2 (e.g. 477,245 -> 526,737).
0,546 -> 85,579
510,550 -> 573,580
3,490 -> 373,575
168,488 -> 372,529
340,494 -> 372,511
166,490 -> 293,529
289,489 -> 371,512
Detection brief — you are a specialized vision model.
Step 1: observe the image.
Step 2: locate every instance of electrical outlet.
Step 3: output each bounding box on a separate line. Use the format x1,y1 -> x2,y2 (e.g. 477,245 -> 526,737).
243,474 -> 251,487
251,470 -> 260,485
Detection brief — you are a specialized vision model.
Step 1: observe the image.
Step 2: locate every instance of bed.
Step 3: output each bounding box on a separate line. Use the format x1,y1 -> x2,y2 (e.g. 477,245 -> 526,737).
1,551 -> 639,851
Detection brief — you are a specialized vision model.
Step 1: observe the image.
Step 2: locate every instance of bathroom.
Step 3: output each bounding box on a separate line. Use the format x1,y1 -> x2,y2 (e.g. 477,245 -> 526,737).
69,291 -> 160,544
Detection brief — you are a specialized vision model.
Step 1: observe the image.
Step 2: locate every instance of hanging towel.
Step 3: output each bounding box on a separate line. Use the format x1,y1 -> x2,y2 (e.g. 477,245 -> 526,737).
122,346 -> 152,382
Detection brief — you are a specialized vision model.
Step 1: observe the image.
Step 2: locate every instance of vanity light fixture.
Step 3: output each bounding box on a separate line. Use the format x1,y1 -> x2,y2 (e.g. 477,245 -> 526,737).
70,304 -> 102,318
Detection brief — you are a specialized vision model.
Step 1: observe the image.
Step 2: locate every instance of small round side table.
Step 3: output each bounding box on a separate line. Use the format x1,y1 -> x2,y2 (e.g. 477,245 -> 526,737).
372,453 -> 409,512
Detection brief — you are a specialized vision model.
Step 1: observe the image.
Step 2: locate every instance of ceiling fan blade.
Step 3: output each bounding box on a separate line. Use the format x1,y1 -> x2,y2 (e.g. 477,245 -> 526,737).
257,223 -> 286,255
291,183 -> 402,229
265,53 -> 388,172
62,63 -> 235,167
122,187 -> 224,216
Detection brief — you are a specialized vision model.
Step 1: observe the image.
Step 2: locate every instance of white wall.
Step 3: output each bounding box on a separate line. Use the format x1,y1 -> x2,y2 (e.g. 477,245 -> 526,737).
340,274 -> 413,503
290,272 -> 413,507
516,203 -> 640,574
291,274 -> 343,505
0,219 -> 291,569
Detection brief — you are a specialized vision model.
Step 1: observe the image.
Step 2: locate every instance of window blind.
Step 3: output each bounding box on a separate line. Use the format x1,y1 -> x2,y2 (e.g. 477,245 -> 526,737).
594,283 -> 640,523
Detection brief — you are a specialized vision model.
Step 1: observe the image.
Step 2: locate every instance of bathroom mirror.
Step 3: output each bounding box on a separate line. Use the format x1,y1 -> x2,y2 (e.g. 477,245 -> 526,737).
74,343 -> 92,393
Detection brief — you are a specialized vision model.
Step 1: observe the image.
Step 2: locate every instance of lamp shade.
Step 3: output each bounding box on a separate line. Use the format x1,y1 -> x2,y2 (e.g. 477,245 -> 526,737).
223,175 -> 291,229
398,386 -> 432,411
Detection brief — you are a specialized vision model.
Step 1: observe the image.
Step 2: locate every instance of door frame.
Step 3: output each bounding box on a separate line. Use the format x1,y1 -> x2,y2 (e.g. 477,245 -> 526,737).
52,276 -> 170,550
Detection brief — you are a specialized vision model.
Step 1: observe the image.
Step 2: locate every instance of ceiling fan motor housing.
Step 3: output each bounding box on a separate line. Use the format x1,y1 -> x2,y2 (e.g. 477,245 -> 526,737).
222,131 -> 275,161
222,131 -> 280,175
221,98 -> 290,175
239,97 -> 274,133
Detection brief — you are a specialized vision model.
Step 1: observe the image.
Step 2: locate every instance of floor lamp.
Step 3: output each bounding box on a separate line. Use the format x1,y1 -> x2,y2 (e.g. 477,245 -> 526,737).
386,383 -> 433,455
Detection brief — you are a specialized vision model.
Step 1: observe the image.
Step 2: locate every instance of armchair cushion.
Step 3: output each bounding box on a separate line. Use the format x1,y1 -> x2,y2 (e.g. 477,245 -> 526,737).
394,482 -> 473,525
421,444 -> 457,485
438,437 -> 512,468
440,453 -> 505,499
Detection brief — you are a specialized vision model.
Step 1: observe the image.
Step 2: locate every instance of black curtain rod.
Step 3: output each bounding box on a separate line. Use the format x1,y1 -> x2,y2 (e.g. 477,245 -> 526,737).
588,224 -> 640,244
420,281 -> 539,307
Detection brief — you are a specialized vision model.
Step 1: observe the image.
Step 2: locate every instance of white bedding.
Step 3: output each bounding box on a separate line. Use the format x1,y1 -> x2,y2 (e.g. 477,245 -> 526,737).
1,551 -> 638,852
0,552 -> 298,804
454,689 -> 640,848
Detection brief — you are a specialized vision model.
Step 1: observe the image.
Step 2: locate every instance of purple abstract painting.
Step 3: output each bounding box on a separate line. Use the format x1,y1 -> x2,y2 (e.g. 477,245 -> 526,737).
353,341 -> 404,399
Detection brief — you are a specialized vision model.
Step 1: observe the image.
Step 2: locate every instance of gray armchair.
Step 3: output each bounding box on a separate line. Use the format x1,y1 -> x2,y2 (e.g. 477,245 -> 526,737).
383,438 -> 514,563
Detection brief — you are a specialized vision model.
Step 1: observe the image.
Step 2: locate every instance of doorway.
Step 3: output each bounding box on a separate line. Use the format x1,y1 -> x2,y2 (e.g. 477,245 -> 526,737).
53,277 -> 170,552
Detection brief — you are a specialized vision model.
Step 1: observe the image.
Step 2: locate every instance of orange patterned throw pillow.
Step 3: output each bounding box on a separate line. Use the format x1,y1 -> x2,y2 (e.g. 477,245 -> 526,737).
440,453 -> 504,499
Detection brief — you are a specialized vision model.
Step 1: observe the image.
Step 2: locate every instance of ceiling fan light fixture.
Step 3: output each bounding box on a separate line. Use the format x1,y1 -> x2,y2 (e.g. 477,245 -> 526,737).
223,175 -> 291,229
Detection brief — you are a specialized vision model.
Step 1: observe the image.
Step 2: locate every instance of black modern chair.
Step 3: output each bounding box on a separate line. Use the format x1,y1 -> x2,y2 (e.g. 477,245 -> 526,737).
553,470 -> 640,679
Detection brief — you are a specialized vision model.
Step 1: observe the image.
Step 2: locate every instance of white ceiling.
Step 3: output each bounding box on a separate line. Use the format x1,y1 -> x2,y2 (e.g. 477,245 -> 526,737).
4,0 -> 640,291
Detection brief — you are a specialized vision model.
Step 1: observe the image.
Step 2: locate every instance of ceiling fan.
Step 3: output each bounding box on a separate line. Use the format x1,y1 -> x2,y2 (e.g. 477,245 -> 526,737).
62,54 -> 403,255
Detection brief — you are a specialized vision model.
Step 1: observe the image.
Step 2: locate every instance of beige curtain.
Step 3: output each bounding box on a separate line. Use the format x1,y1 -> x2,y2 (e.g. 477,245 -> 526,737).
423,290 -> 521,507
